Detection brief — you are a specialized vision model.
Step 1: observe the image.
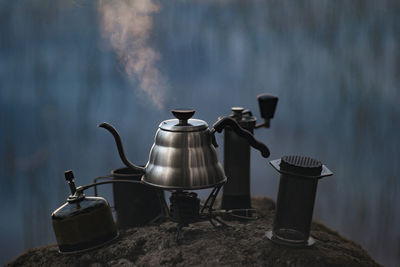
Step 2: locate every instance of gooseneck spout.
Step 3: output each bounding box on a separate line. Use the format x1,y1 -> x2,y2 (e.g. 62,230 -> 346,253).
98,122 -> 146,173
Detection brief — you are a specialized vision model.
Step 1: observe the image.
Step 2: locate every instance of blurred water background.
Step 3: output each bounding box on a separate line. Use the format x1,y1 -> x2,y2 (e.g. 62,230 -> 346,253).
1,0 -> 399,266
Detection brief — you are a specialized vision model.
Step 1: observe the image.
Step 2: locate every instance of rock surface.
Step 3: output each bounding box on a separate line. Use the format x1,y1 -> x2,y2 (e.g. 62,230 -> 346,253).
7,197 -> 381,267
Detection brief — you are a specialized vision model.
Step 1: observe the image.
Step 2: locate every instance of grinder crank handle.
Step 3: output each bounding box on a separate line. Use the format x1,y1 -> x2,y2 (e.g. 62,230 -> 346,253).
212,117 -> 270,158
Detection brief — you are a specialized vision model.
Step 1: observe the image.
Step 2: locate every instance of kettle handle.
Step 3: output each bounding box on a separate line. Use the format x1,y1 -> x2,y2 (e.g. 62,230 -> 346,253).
98,122 -> 146,173
212,117 -> 270,158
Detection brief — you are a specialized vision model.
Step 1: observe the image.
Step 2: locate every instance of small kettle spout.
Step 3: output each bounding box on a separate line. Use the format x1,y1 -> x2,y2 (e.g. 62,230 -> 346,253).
98,122 -> 145,174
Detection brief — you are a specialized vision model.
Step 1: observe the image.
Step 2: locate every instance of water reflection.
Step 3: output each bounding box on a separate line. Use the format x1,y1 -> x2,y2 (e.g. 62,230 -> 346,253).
0,0 -> 399,266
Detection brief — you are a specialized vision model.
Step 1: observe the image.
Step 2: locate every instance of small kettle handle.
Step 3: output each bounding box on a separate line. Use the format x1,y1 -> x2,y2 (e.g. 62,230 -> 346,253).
212,117 -> 270,158
98,122 -> 146,173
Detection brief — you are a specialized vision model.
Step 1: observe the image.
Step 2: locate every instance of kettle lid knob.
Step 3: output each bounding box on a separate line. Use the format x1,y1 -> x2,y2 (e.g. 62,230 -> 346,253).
172,109 -> 195,125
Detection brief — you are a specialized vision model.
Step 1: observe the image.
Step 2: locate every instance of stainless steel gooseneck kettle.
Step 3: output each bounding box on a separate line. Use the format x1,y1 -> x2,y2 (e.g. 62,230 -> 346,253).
99,109 -> 270,191
221,94 -> 278,211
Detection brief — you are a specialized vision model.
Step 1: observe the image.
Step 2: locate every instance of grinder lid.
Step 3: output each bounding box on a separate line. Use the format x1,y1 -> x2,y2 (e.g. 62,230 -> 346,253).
159,109 -> 208,132
229,107 -> 256,130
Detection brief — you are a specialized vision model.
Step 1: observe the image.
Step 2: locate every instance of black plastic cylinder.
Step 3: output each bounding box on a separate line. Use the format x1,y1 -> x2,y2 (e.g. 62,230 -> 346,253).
273,174 -> 318,244
111,167 -> 164,228
267,155 -> 333,246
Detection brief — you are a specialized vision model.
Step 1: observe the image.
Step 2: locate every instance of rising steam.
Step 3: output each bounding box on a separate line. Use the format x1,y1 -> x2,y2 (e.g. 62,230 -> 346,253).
99,0 -> 167,109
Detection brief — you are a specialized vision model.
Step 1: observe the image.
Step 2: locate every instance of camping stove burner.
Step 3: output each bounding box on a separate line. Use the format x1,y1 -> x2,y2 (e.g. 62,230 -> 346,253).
154,183 -> 258,242
169,191 -> 200,226
158,184 -> 227,241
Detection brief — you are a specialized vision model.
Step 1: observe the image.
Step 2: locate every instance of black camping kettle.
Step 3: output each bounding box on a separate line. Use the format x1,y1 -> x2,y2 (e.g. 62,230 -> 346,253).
51,171 -> 118,253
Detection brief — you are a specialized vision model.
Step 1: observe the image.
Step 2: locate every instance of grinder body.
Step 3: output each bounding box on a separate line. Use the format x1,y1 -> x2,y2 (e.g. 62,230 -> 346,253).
221,94 -> 278,211
221,108 -> 256,210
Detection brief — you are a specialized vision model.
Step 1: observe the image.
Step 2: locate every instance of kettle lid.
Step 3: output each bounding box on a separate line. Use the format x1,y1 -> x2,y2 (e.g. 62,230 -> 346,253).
159,109 -> 208,132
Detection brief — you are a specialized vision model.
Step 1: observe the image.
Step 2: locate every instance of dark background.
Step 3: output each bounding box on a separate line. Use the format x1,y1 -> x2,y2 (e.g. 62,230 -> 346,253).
0,0 -> 399,266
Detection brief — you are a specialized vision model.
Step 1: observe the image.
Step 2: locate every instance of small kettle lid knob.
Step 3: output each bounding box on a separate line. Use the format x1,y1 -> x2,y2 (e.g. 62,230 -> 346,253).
64,170 -> 74,182
64,170 -> 77,195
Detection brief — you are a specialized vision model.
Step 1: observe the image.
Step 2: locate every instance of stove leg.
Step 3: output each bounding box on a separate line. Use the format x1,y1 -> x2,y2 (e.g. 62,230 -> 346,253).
175,224 -> 184,243
201,184 -> 223,213
148,190 -> 170,225
212,216 -> 228,227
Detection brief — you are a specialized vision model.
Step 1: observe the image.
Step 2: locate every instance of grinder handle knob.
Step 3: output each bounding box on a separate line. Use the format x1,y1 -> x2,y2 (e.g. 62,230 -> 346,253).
257,94 -> 278,128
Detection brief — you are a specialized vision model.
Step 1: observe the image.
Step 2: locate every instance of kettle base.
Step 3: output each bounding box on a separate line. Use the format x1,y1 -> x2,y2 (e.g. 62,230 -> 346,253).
58,232 -> 119,254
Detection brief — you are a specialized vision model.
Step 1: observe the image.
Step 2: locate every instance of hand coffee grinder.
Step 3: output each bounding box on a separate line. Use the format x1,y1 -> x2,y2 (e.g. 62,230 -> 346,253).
221,94 -> 278,211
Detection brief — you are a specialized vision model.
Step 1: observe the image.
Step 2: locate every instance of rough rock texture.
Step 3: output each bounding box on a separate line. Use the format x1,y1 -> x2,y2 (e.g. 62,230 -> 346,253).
7,197 -> 381,267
